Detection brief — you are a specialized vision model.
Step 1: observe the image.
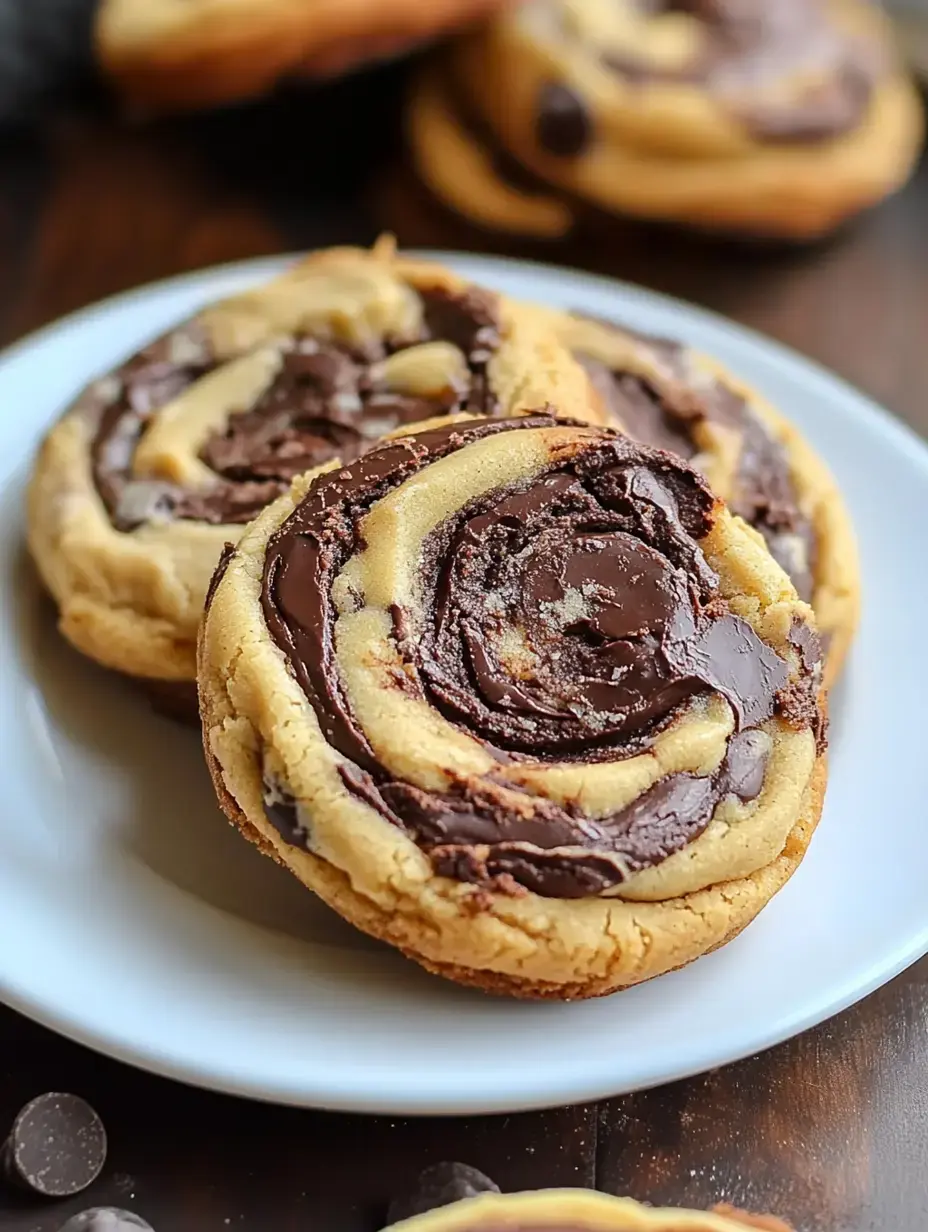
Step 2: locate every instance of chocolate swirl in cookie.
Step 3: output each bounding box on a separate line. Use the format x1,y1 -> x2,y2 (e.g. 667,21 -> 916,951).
549,0 -> 879,146
88,285 -> 504,532
258,415 -> 822,899
29,246 -> 602,695
565,315 -> 817,601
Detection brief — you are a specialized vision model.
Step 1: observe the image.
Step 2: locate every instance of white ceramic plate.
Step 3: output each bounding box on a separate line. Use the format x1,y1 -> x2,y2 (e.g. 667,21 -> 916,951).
2,252 -> 927,1115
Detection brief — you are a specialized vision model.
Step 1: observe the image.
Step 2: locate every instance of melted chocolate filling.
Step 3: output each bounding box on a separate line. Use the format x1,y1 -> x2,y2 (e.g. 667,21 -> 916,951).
427,728 -> 769,898
415,460 -> 784,753
89,324 -> 215,529
89,286 -> 504,532
576,330 -> 816,602
596,0 -> 878,142
258,415 -> 819,897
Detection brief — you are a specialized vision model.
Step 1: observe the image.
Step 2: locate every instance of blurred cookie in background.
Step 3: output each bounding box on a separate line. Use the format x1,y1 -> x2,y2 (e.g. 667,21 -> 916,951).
0,0 -> 511,126
96,0 -> 510,112
409,0 -> 924,240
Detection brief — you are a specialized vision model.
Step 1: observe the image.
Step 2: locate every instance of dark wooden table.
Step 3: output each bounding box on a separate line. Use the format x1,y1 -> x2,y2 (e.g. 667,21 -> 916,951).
1,65 -> 927,1232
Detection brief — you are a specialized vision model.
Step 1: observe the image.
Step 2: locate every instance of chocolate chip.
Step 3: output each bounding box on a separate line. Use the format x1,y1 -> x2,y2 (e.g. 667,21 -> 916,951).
787,615 -> 823,675
2,1094 -> 107,1198
386,1161 -> 500,1225
58,1211 -> 153,1232
535,82 -> 591,156
262,775 -> 312,850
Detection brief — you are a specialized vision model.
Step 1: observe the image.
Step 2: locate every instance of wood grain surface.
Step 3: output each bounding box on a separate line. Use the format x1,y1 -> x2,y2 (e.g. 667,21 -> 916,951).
1,64 -> 926,1232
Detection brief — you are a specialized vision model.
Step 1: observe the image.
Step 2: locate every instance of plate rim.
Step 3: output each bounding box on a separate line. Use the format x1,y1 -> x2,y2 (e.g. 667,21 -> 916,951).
2,249 -> 928,1115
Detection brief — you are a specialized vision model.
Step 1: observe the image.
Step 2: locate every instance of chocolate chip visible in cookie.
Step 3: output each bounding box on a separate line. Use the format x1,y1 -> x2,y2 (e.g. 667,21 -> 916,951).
535,82 -> 592,156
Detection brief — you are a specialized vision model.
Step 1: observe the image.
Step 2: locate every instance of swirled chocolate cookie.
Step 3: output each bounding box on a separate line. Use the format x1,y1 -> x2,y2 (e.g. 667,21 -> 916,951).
541,308 -> 859,684
27,242 -> 599,713
389,1187 -> 792,1232
199,415 -> 826,999
409,0 -> 923,239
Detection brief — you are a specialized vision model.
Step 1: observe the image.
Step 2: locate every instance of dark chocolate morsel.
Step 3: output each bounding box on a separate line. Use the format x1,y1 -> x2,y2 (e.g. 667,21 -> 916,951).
598,0 -> 877,142
386,1161 -> 500,1226
536,82 -> 592,156
2,1093 -> 106,1198
420,285 -> 501,360
262,776 -> 312,850
57,1211 -> 154,1232
787,615 -> 823,675
777,677 -> 828,754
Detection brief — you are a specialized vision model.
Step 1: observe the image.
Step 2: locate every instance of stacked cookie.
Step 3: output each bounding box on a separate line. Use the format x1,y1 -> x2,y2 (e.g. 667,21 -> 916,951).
28,242 -> 857,1000
408,0 -> 923,239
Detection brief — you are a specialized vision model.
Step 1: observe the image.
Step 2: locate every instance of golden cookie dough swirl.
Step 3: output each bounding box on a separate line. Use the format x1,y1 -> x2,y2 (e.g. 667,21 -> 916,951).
200,414 -> 826,998
409,0 -> 922,238
542,308 -> 859,683
27,243 -> 597,699
391,1188 -> 792,1232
